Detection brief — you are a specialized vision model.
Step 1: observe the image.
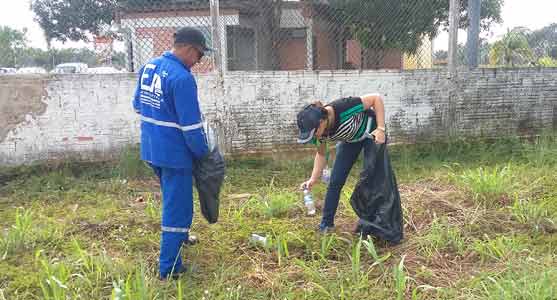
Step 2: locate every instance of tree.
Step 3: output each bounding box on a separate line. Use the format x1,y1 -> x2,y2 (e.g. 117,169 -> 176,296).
0,26 -> 28,67
54,48 -> 98,66
538,56 -> 557,67
434,50 -> 448,61
16,46 -> 119,70
526,23 -> 557,59
434,38 -> 490,67
111,51 -> 127,69
31,0 -> 117,46
489,28 -> 533,67
19,47 -> 51,68
328,0 -> 503,68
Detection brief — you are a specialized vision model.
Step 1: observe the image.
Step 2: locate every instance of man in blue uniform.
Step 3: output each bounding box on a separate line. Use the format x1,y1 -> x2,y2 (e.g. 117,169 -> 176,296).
132,27 -> 211,279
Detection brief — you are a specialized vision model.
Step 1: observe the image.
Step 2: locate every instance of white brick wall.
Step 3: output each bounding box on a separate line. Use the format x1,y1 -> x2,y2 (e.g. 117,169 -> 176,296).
0,68 -> 556,166
0,74 -> 139,166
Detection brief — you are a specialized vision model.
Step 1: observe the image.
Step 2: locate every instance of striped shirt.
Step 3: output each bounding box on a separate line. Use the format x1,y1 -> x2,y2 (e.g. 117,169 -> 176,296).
313,97 -> 376,144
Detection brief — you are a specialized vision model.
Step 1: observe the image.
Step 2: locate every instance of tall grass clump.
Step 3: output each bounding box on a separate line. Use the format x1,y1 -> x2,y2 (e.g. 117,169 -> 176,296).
450,164 -> 514,206
116,147 -> 151,179
1,208 -> 34,258
476,265 -> 557,299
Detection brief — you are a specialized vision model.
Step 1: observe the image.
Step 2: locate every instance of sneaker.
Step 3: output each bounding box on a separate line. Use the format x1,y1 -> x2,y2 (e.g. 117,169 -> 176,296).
353,222 -> 363,234
183,234 -> 198,246
318,224 -> 335,234
160,264 -> 194,281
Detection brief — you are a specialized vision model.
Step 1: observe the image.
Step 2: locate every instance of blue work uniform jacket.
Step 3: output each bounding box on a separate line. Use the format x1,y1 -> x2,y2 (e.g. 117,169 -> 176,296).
132,51 -> 208,169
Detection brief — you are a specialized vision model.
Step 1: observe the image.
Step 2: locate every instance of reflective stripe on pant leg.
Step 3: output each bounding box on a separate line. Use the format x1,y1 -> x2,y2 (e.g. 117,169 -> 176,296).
161,226 -> 190,233
159,167 -> 193,278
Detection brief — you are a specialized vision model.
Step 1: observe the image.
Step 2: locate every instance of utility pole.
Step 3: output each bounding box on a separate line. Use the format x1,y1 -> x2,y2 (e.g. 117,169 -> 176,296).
467,0 -> 481,69
210,0 -> 223,81
448,0 -> 459,78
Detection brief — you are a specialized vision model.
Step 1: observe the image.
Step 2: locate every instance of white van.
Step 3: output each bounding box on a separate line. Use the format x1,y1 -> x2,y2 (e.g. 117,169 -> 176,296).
17,67 -> 47,74
87,66 -> 123,74
52,63 -> 88,74
0,67 -> 16,74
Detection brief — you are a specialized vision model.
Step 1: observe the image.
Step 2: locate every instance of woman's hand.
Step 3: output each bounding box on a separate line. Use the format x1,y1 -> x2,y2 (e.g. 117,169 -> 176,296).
371,128 -> 386,144
300,178 -> 318,191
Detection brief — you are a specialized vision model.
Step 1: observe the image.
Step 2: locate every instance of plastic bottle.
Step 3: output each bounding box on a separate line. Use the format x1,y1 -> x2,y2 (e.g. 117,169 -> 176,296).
249,234 -> 268,247
321,167 -> 331,184
303,187 -> 316,216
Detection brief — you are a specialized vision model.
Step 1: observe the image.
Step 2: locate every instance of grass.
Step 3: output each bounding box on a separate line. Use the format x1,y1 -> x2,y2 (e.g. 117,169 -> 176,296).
0,135 -> 556,299
418,217 -> 467,257
477,265 -> 557,299
449,164 -> 515,207
1,208 -> 34,258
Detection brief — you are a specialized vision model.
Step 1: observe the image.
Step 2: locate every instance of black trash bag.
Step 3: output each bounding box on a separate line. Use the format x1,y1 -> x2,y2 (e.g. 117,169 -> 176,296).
350,141 -> 403,244
193,123 -> 225,224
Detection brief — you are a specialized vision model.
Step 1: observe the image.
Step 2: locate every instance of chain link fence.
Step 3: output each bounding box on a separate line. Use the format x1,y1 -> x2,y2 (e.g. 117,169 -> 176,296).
442,25 -> 557,70
119,0 -> 437,72
1,0 -> 556,74
477,25 -> 557,68
118,1 -> 216,73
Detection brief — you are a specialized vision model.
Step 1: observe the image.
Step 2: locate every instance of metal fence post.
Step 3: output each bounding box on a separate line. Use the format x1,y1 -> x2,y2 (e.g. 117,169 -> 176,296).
306,18 -> 314,71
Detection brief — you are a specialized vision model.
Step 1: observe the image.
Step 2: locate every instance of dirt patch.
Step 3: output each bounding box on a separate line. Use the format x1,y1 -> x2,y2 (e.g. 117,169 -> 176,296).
0,75 -> 49,143
403,248 -> 483,288
70,220 -> 126,239
398,181 -> 469,234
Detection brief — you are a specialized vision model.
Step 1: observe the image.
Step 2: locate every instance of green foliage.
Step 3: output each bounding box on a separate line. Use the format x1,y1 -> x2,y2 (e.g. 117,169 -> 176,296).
489,28 -> 534,66
477,265 -> 557,299
257,189 -> 298,218
1,137 -> 557,299
450,164 -> 514,206
116,147 -> 151,179
419,218 -> 467,256
1,208 -> 34,258
538,56 -> 557,67
393,256 -> 407,300
330,0 -> 503,54
527,23 -> 557,59
472,235 -> 525,262
31,0 -> 117,44
0,26 -> 28,67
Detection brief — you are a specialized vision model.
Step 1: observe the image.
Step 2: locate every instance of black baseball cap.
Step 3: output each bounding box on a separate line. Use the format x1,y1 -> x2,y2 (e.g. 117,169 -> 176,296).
174,27 -> 214,52
297,104 -> 324,143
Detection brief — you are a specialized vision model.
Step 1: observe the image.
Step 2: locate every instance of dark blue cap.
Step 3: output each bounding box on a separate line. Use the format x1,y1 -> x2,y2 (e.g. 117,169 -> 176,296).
174,27 -> 213,52
297,104 -> 324,143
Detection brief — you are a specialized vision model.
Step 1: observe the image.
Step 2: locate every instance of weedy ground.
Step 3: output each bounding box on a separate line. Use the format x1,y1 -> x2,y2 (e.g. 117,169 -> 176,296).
1,136 -> 556,299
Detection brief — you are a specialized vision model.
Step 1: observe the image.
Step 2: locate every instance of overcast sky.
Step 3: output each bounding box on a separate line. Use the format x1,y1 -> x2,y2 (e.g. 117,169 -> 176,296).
1,0 -> 556,51
435,0 -> 557,50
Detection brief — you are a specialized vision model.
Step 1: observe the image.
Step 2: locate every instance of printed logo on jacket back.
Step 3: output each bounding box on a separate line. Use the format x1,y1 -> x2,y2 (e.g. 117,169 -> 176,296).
139,64 -> 164,109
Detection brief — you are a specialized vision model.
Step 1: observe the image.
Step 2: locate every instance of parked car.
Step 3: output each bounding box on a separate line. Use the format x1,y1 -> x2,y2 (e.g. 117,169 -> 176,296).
0,67 -> 16,74
87,66 -> 124,74
52,63 -> 88,74
17,67 -> 47,74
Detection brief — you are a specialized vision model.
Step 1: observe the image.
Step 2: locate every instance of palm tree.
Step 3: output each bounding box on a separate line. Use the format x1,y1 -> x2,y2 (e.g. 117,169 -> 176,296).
489,28 -> 534,67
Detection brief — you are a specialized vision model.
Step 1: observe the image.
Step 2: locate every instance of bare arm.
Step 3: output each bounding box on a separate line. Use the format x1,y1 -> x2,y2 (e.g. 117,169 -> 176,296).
311,148 -> 327,181
301,143 -> 327,190
361,93 -> 386,144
